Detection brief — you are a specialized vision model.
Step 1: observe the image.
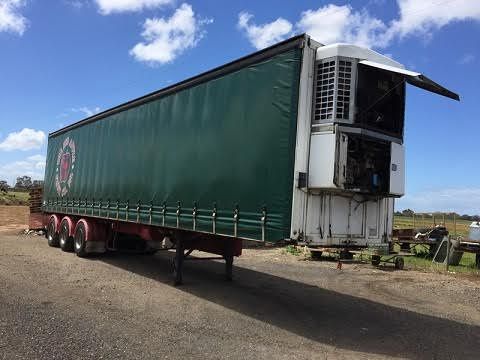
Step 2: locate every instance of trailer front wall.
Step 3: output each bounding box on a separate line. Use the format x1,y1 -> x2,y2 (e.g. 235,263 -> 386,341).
44,48 -> 303,242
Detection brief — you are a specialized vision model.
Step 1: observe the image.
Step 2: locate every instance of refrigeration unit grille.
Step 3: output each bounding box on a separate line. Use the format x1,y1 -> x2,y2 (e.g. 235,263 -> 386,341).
313,60 -> 336,123
336,60 -> 352,120
313,57 -> 353,125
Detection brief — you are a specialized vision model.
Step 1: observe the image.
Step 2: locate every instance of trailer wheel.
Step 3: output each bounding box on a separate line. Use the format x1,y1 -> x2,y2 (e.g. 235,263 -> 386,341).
59,219 -> 74,252
371,255 -> 381,266
74,222 -> 88,257
46,217 -> 59,247
395,257 -> 404,270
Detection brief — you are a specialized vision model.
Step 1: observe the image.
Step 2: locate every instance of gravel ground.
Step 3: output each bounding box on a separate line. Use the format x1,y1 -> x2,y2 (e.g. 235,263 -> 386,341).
0,228 -> 479,359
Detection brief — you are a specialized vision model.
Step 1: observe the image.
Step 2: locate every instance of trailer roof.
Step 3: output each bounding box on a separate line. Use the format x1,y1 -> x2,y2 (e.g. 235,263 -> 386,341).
49,33 -> 310,138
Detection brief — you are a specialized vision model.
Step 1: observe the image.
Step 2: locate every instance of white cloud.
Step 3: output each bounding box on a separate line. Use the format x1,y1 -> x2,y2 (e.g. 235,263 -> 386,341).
27,154 -> 46,166
390,0 -> 480,40
397,188 -> 480,215
0,0 -> 28,35
130,3 -> 212,65
0,128 -> 46,151
458,53 -> 475,65
297,4 -> 388,48
71,106 -> 101,117
239,1 -> 480,49
95,0 -> 173,14
0,154 -> 46,184
237,12 -> 293,50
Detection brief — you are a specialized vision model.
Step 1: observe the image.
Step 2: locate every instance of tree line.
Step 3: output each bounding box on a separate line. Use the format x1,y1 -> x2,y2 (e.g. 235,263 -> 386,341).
395,209 -> 480,221
0,176 -> 44,193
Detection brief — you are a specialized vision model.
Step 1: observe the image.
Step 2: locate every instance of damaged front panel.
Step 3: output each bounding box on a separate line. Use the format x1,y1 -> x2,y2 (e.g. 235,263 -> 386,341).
308,127 -> 405,197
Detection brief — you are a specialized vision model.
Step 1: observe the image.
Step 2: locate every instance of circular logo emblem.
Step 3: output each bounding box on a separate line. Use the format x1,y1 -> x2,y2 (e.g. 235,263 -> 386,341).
55,137 -> 76,197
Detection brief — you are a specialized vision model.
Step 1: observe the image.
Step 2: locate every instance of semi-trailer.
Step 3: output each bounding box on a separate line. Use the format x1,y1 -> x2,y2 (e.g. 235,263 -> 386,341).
40,34 -> 459,284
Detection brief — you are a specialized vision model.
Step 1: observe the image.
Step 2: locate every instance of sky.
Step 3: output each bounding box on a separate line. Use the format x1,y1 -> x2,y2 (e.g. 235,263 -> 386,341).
0,0 -> 479,214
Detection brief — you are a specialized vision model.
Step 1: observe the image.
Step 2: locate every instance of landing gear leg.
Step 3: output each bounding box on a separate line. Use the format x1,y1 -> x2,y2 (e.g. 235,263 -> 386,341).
224,241 -> 234,281
225,255 -> 233,281
174,238 -> 184,286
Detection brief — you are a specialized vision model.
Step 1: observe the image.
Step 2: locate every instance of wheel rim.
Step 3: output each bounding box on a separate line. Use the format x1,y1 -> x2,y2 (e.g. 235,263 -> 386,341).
75,226 -> 84,251
60,223 -> 68,246
47,222 -> 55,241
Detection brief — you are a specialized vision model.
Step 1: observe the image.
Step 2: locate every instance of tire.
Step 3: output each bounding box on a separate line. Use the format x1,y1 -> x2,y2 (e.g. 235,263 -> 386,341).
46,217 -> 59,247
371,255 -> 381,266
59,219 -> 74,252
395,257 -> 405,270
74,222 -> 88,257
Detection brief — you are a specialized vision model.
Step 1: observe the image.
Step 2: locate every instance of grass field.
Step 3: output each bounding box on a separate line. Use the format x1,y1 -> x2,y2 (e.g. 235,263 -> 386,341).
394,244 -> 479,274
0,191 -> 30,206
394,215 -> 478,274
394,215 -> 471,237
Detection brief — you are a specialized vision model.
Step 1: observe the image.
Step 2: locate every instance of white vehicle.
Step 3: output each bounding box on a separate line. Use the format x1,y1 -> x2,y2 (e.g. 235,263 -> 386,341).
468,222 -> 480,243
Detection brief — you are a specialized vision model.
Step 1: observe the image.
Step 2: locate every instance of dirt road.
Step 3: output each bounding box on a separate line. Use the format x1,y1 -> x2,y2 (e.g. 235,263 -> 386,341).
0,205 -> 28,226
1,230 -> 479,359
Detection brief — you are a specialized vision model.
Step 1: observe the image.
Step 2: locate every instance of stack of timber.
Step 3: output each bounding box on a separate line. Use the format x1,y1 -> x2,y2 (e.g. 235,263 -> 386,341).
28,187 -> 44,230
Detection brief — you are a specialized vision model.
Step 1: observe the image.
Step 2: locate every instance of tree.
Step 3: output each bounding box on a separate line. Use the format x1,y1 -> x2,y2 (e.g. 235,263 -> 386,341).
402,209 -> 415,216
0,180 -> 9,193
14,176 -> 33,190
460,214 -> 472,221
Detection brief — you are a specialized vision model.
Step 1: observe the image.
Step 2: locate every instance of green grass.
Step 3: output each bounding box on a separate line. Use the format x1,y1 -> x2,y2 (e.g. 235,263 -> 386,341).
394,244 -> 479,274
394,216 -> 478,274
283,245 -> 302,256
394,215 -> 471,237
0,191 -> 30,205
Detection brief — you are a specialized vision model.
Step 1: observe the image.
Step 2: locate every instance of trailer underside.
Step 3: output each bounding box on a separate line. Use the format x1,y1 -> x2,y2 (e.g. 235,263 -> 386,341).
43,212 -> 242,285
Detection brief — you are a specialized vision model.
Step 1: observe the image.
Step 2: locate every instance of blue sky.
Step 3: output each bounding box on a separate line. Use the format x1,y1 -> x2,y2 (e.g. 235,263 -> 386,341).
0,0 -> 479,213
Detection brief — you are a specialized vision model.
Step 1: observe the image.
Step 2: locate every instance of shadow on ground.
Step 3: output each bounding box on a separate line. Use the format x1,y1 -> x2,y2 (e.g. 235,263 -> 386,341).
100,251 -> 480,359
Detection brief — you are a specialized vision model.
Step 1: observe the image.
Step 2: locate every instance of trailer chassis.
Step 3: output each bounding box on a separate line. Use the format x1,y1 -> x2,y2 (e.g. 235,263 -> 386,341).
43,212 -> 241,285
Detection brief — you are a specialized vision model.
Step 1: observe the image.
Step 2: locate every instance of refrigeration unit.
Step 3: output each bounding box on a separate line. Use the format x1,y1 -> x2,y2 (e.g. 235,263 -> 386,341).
294,42 -> 459,249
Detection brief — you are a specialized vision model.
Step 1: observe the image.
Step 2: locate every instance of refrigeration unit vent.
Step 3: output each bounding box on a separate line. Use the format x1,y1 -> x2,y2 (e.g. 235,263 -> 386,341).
313,58 -> 352,125
336,60 -> 352,120
313,60 -> 336,122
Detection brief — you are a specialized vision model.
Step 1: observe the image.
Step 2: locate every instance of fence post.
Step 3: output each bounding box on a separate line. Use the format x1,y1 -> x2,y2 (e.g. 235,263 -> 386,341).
445,236 -> 450,272
453,213 -> 457,236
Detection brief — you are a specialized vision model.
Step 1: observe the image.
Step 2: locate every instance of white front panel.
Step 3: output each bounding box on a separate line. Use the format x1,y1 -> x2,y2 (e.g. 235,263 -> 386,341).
365,200 -> 381,239
308,132 -> 336,188
330,196 -> 350,236
304,193 -> 391,248
389,142 -> 405,196
330,196 -> 364,237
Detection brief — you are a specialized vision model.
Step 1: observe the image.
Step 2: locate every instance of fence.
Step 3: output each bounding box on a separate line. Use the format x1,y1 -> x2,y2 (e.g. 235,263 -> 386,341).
393,212 -> 472,237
